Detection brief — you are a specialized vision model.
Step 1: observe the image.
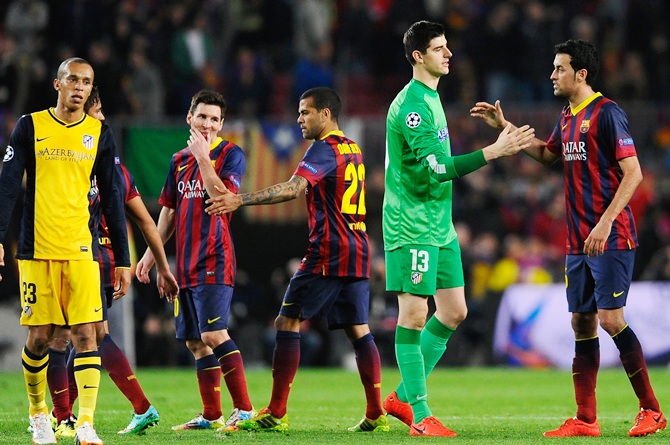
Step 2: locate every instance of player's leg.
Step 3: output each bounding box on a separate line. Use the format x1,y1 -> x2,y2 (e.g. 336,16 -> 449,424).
235,314 -> 297,433
267,315 -> 301,418
395,294 -> 430,421
24,326 -> 55,414
544,254 -> 600,437
95,285 -> 159,434
395,241 -> 465,402
420,241 -> 466,377
19,259 -> 63,444
592,250 -> 665,436
66,259 -> 108,445
384,246 -> 435,424
47,327 -> 76,438
196,284 -> 253,428
97,317 -> 159,434
171,339 -> 225,430
171,288 -> 224,430
343,322 -> 387,432
239,272 -> 334,432
328,277 -> 386,432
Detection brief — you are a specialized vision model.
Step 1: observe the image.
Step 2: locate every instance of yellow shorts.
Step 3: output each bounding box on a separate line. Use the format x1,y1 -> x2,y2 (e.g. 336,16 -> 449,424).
18,259 -> 102,326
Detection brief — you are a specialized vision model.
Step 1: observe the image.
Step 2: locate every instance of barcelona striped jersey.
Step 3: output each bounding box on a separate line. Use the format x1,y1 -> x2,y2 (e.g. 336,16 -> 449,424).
546,92 -> 638,254
0,108 -> 129,266
90,164 -> 140,287
159,137 -> 245,287
293,130 -> 369,278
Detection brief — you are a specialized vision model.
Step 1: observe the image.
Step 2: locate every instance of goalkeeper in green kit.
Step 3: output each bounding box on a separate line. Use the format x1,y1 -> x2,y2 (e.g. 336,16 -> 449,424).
382,20 -> 535,437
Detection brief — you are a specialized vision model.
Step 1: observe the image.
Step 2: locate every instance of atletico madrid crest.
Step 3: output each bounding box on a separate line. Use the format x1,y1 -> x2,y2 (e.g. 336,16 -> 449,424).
411,272 -> 423,285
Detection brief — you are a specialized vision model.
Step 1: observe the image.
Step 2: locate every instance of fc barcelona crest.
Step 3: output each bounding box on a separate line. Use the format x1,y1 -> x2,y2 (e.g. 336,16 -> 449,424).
579,120 -> 590,134
411,272 -> 423,285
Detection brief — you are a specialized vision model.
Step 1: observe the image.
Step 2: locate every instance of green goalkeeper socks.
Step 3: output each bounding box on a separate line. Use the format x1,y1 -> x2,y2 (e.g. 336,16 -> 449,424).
396,316 -> 455,403
395,325 -> 431,422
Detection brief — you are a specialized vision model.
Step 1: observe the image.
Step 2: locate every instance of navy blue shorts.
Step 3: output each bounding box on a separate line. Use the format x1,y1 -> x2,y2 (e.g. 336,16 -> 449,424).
174,284 -> 233,340
102,286 -> 114,321
280,271 -> 370,330
565,250 -> 635,312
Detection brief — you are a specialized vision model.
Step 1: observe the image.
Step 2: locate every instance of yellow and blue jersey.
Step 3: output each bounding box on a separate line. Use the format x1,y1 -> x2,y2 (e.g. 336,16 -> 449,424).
0,108 -> 129,267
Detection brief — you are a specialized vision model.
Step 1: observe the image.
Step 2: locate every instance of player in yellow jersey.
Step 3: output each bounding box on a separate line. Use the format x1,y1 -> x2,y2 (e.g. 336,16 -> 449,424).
0,58 -> 131,445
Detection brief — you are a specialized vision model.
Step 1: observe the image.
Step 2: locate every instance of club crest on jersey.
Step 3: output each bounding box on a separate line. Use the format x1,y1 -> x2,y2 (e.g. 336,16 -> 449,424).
83,134 -> 95,150
411,272 -> 423,285
406,112 -> 421,128
3,145 -> 13,162
579,120 -> 590,134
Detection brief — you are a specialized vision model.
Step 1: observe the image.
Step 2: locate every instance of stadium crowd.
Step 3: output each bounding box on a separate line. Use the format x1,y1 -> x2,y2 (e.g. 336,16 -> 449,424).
1,0 -> 670,368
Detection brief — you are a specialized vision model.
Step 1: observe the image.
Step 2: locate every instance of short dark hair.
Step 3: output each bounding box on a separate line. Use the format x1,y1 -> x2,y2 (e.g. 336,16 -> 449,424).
56,57 -> 91,79
403,20 -> 445,65
554,39 -> 599,85
84,85 -> 100,114
300,87 -> 341,120
189,89 -> 227,117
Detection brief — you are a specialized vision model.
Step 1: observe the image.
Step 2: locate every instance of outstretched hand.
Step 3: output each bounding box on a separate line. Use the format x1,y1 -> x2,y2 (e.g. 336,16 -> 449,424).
205,184 -> 242,216
470,100 -> 507,130
490,123 -> 535,159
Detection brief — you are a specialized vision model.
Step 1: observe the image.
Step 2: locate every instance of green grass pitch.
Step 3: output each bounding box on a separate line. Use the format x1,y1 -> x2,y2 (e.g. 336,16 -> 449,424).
0,367 -> 668,444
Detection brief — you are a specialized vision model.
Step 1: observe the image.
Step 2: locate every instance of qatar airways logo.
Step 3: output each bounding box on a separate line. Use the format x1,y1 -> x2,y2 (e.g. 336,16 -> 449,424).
562,141 -> 587,161
178,179 -> 207,199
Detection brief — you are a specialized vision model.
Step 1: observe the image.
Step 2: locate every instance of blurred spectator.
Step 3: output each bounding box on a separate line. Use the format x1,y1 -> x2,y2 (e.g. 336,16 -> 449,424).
88,38 -> 125,116
225,46 -> 272,119
641,245 -> 670,281
4,0 -> 49,54
0,35 -> 29,115
607,51 -> 649,101
293,40 -> 335,103
292,0 -> 335,60
519,0 -> 562,102
488,234 -> 553,294
170,10 -> 215,113
470,2 -> 526,103
335,0 -> 374,73
123,38 -> 165,118
48,0 -> 107,55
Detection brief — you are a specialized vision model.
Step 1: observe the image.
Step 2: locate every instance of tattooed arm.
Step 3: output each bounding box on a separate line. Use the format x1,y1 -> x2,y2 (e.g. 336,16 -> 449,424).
205,175 -> 308,215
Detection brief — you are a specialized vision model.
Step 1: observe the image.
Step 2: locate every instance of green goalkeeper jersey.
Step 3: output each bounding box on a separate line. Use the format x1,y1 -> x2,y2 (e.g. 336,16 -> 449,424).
383,79 -> 457,251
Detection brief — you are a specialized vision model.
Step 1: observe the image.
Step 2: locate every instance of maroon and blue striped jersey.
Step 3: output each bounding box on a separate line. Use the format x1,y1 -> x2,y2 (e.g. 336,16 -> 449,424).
159,137 -> 245,287
89,163 -> 140,287
546,93 -> 638,254
293,130 -> 369,278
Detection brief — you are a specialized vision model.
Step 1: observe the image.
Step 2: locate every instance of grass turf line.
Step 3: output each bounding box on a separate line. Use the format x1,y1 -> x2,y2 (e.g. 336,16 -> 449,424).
0,367 -> 668,444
